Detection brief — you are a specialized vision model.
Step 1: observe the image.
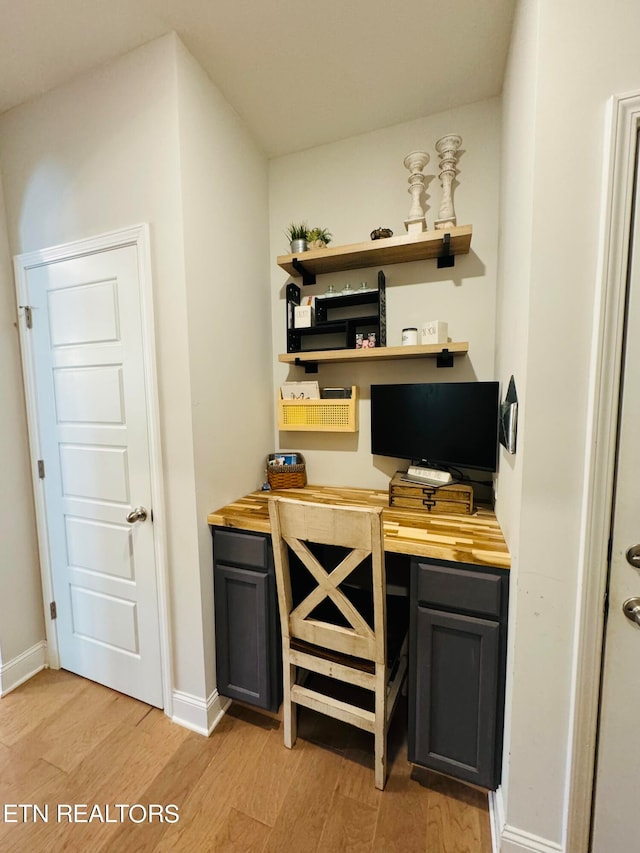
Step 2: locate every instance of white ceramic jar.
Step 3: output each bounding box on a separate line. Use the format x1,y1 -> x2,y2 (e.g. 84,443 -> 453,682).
401,327 -> 418,346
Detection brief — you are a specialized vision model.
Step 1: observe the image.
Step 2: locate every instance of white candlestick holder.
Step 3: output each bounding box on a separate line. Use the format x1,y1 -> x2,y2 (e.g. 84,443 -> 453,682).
403,151 -> 430,234
434,134 -> 462,230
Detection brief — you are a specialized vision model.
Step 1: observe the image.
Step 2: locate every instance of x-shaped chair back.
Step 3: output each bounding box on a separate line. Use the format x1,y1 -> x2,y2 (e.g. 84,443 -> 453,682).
269,497 -> 386,666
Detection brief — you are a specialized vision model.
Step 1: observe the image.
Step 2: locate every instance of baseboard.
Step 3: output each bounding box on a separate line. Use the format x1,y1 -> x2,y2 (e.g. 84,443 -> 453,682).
499,824 -> 564,853
0,642 -> 47,697
489,787 -> 505,853
171,688 -> 230,736
206,690 -> 231,734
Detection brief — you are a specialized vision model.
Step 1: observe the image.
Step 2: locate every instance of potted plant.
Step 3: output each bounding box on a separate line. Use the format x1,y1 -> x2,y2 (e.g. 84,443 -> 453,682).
285,222 -> 309,253
307,227 -> 333,249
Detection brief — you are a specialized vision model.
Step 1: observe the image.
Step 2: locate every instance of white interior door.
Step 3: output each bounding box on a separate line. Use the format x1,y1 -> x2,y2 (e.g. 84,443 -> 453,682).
592,134 -> 640,849
22,241 -> 163,708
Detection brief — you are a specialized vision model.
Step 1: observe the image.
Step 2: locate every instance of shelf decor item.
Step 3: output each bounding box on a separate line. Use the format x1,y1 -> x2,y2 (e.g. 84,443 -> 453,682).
307,227 -> 332,249
266,452 -> 307,489
434,134 -> 462,230
401,327 -> 418,346
370,227 -> 393,240
421,320 -> 448,344
403,151 -> 430,234
285,222 -> 309,253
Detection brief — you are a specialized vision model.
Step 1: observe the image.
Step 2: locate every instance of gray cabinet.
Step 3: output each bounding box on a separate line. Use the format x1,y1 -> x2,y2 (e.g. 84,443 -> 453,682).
212,528 -> 282,712
211,522 -> 508,786
408,559 -> 508,789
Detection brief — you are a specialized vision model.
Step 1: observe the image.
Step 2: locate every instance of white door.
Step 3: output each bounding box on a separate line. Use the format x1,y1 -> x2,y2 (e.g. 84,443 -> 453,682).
592,134 -> 640,849
20,241 -> 163,708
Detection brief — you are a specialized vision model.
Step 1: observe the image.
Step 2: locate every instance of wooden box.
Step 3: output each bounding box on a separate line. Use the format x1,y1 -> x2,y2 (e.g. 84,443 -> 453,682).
389,472 -> 474,515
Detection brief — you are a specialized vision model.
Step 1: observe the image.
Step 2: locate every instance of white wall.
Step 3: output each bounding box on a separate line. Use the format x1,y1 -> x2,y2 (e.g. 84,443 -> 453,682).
0,35 -> 206,698
174,41 -> 272,695
269,99 -> 501,489
497,1 -> 640,849
494,0 -> 539,818
0,180 -> 44,669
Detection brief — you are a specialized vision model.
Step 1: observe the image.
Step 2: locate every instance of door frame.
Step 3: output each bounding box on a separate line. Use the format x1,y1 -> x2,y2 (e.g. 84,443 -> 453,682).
565,92 -> 640,851
13,224 -> 173,715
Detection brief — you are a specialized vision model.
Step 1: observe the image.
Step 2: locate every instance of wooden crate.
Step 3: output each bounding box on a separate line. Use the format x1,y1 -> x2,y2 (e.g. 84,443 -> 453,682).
389,472 -> 474,515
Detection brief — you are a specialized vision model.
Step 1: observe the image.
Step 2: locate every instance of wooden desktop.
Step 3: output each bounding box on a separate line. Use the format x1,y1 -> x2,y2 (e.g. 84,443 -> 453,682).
207,483 -> 510,569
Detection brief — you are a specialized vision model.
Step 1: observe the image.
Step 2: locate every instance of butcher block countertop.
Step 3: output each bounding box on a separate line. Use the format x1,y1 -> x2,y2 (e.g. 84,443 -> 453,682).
207,485 -> 510,570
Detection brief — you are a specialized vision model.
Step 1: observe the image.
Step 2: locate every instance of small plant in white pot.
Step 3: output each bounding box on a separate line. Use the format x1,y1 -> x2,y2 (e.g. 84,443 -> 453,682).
307,227 -> 333,249
285,222 -> 309,253
307,228 -> 333,249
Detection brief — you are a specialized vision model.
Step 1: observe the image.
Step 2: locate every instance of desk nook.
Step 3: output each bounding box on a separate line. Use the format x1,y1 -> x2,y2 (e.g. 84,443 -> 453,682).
210,237 -> 510,791
208,484 -> 510,791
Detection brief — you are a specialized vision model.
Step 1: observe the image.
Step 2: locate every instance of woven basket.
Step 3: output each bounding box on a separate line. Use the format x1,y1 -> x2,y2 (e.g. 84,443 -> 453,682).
267,464 -> 306,490
266,453 -> 306,490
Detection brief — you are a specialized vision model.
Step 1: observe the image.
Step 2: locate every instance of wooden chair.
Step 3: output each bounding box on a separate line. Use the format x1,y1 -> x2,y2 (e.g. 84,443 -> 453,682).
268,497 -> 408,790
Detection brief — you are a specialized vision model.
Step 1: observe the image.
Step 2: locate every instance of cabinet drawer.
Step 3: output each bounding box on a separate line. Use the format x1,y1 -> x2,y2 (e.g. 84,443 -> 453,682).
213,528 -> 269,570
415,562 -> 502,618
391,482 -> 471,502
390,495 -> 472,514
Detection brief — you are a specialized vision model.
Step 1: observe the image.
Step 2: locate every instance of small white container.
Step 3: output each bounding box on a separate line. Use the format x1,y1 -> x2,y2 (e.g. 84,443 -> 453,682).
421,320 -> 448,344
401,327 -> 418,346
294,305 -> 314,328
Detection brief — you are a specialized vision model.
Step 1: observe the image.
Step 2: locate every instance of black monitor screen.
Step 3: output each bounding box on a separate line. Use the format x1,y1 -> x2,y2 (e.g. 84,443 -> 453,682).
370,381 -> 499,472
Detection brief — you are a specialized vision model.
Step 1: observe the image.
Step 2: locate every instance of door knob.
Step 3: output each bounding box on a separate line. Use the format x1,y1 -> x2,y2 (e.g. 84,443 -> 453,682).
126,506 -> 148,524
626,545 -> 640,567
623,597 -> 640,625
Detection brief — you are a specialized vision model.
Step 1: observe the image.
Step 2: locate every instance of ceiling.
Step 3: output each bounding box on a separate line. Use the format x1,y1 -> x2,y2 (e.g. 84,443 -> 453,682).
0,0 -> 516,158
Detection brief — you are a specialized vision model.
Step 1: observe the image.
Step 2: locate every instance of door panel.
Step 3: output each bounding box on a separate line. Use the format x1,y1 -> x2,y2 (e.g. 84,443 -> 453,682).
65,516 -> 134,580
593,134 -> 640,848
410,605 -> 499,789
53,365 -> 124,424
25,245 -> 162,707
214,563 -> 270,707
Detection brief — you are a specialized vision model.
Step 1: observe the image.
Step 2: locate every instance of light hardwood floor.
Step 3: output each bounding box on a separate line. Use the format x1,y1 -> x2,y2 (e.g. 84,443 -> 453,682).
0,669 -> 492,852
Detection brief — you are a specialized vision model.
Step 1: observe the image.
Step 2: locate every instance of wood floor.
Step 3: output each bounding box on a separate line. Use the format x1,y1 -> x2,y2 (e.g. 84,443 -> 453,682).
0,669 -> 492,852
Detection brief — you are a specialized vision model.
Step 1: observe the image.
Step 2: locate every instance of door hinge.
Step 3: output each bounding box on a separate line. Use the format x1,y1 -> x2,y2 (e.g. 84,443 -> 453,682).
50,601 -> 57,620
37,459 -> 45,479
19,305 -> 33,329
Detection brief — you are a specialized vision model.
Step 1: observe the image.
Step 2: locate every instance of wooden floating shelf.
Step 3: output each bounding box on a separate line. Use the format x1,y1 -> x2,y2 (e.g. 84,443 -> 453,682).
279,342 -> 468,368
277,225 -> 472,278
278,387 -> 358,432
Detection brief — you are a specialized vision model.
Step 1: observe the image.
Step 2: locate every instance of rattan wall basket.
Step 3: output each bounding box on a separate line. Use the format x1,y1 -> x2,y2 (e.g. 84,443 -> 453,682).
266,453 -> 307,490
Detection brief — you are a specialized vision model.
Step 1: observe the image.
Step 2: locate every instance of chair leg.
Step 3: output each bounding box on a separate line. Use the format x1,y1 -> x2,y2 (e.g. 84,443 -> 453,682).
283,660 -> 297,749
374,667 -> 387,790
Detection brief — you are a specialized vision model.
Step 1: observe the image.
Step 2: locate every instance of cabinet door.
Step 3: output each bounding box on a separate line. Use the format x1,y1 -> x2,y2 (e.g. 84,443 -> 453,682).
409,605 -> 500,789
214,563 -> 273,710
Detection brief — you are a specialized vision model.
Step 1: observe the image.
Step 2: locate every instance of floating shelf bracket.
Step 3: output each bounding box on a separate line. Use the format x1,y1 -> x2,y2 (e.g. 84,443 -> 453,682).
294,357 -> 318,374
291,257 -> 316,286
437,233 -> 455,269
436,348 -> 454,368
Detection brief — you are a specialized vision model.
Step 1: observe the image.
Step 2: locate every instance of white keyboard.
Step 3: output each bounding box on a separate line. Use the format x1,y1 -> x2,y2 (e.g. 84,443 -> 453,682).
405,465 -> 453,486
